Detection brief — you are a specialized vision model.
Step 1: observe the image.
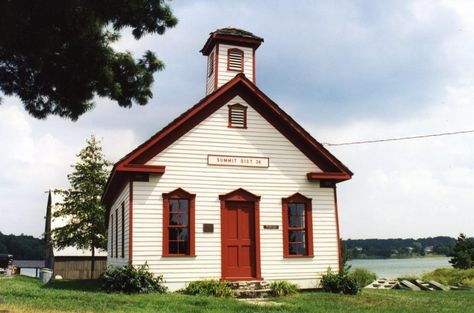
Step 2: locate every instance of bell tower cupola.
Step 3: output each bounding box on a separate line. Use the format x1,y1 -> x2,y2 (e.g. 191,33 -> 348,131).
201,28 -> 264,95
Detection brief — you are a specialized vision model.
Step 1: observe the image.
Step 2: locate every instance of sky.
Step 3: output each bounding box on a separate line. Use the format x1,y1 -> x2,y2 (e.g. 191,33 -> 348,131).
1,0 -> 473,239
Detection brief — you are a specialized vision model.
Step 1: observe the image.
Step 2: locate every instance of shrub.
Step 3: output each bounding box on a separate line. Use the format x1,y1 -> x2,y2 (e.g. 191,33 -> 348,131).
348,268 -> 377,289
321,268 -> 360,295
269,280 -> 299,297
101,264 -> 167,294
181,280 -> 234,297
421,268 -> 474,287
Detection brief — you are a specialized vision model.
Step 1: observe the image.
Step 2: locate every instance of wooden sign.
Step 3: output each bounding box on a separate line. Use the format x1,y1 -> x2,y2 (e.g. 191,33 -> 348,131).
263,225 -> 279,230
203,224 -> 214,233
207,155 -> 269,168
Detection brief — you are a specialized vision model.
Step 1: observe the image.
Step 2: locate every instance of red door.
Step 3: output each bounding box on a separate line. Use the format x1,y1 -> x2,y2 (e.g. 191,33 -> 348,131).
222,201 -> 256,279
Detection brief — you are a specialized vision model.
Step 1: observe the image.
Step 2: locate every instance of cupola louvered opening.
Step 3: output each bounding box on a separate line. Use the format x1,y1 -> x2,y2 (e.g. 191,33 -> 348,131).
227,48 -> 244,72
208,51 -> 214,77
228,104 -> 247,128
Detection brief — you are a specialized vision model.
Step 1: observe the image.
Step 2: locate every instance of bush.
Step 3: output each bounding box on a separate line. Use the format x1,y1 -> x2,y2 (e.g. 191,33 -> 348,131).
421,268 -> 474,287
321,268 -> 360,295
269,281 -> 299,297
181,280 -> 234,297
101,264 -> 167,294
348,268 -> 377,289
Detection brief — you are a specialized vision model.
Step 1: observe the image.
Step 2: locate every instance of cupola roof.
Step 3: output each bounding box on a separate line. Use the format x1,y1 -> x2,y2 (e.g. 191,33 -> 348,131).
200,27 -> 264,55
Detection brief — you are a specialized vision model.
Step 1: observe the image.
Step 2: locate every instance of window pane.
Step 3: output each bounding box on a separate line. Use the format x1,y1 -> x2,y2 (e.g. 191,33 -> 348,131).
288,203 -> 305,228
169,228 -> 189,241
169,228 -> 178,240
169,242 -> 178,254
179,199 -> 188,212
170,200 -> 180,213
170,213 -> 188,225
170,213 -> 179,225
289,243 -> 305,255
297,203 -> 305,216
288,203 -> 297,216
289,214 -> 305,228
179,241 -> 189,254
179,228 -> 189,241
289,230 -> 305,243
179,213 -> 188,225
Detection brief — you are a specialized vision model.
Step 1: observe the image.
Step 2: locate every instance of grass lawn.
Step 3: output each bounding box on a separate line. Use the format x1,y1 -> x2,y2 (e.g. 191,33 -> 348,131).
1,276 -> 474,313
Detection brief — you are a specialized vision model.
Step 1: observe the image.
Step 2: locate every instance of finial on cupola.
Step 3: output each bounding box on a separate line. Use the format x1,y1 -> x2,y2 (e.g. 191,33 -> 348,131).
201,28 -> 264,95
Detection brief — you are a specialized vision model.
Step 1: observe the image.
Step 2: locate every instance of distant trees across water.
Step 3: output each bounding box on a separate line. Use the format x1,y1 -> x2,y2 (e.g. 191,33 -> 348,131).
344,236 -> 457,259
0,232 -> 45,260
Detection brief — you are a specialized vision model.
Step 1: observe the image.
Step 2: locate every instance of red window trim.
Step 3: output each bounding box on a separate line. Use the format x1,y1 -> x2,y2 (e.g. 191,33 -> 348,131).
162,188 -> 196,257
282,193 -> 314,258
208,51 -> 215,77
228,103 -> 247,128
227,48 -> 244,72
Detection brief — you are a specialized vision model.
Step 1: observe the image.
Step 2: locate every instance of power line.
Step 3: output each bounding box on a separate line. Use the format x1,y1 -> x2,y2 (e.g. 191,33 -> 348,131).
322,129 -> 474,147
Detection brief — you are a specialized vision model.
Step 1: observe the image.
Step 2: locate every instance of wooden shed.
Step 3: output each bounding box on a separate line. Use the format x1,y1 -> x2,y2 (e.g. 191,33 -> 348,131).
44,190 -> 107,279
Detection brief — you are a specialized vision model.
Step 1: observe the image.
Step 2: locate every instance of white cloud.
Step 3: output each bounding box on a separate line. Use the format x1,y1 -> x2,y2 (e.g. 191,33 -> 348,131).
311,84 -> 474,239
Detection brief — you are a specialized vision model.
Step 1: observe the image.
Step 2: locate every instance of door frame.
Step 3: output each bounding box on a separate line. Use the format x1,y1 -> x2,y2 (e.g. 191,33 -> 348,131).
219,188 -> 262,280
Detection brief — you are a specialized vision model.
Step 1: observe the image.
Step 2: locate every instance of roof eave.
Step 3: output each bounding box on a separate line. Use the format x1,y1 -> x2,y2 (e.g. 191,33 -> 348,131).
200,34 -> 264,55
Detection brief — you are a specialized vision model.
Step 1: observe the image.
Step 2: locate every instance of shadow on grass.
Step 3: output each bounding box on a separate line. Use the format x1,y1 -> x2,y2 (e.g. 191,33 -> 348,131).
42,279 -> 103,292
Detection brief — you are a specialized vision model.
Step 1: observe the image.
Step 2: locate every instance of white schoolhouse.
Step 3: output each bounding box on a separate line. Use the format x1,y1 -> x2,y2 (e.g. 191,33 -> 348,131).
102,28 -> 352,291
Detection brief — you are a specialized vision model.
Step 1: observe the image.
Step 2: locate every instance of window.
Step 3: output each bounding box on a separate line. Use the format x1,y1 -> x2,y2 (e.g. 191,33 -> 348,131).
115,208 -> 118,258
228,103 -> 247,128
208,51 -> 215,77
121,202 -> 125,258
110,213 -> 114,258
282,193 -> 314,257
162,188 -> 195,256
227,48 -> 244,72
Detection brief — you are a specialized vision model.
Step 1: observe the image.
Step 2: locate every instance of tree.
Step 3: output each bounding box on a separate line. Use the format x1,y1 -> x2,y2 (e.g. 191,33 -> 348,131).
52,136 -> 111,279
0,1 -> 177,120
449,233 -> 474,269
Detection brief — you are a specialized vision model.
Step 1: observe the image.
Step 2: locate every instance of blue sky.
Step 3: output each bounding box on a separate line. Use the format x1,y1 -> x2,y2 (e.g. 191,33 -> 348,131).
1,0 -> 473,239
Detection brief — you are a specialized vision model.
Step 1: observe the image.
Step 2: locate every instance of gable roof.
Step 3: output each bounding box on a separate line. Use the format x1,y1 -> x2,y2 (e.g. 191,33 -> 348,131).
102,74 -> 352,212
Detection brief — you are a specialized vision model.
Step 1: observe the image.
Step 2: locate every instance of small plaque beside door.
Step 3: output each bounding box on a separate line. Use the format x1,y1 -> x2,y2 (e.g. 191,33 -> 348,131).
203,223 -> 214,233
264,225 -> 279,230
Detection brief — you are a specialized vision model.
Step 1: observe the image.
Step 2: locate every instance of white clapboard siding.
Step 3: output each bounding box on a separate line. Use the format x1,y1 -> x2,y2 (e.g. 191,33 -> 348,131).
217,44 -> 253,88
205,46 -> 217,95
129,95 -> 340,290
107,183 -> 130,267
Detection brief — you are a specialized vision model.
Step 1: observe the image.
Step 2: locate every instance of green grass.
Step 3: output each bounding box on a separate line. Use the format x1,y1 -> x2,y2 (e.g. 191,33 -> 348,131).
422,268 -> 474,287
1,276 -> 474,312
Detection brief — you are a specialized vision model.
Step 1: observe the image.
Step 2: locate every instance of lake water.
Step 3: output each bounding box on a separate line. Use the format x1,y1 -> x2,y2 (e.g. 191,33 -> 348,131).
19,268 -> 38,278
348,257 -> 451,279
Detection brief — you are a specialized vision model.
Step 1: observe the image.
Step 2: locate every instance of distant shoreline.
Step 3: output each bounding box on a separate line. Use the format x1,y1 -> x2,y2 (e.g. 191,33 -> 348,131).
349,254 -> 448,260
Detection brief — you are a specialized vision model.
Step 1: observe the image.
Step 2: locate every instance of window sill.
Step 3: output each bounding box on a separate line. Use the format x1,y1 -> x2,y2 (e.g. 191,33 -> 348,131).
283,255 -> 314,259
161,254 -> 196,258
227,125 -> 247,129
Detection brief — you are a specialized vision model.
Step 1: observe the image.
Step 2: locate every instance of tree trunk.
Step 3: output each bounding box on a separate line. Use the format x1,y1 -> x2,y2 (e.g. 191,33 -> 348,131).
91,246 -> 95,280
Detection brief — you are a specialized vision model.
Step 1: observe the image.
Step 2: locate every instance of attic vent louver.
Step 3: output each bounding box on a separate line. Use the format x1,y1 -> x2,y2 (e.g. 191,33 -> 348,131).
227,48 -> 244,72
228,104 -> 247,128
